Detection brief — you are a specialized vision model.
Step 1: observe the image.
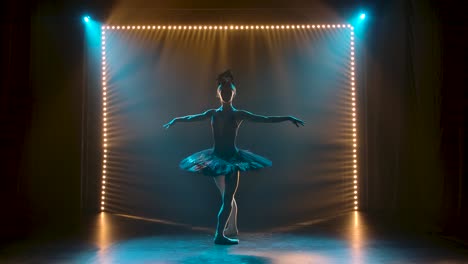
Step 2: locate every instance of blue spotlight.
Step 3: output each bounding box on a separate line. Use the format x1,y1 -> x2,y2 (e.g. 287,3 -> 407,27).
359,13 -> 366,20
83,16 -> 90,23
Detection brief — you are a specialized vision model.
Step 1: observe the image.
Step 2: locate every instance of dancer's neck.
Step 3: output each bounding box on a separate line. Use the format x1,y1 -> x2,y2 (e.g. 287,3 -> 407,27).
220,102 -> 234,111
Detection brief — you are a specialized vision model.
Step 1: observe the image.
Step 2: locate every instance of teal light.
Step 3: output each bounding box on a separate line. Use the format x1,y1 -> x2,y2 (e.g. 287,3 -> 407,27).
359,13 -> 366,20
83,16 -> 90,23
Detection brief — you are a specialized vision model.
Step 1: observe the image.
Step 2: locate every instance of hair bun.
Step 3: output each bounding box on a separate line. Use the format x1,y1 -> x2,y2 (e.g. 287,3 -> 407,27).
216,69 -> 234,84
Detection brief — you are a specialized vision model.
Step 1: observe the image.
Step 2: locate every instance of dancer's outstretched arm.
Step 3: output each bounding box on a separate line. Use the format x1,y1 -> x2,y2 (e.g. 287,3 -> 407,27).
163,109 -> 215,129
237,110 -> 305,127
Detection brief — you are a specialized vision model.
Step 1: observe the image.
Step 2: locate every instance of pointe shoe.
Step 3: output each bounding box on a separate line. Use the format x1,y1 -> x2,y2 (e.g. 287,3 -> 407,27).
214,234 -> 239,245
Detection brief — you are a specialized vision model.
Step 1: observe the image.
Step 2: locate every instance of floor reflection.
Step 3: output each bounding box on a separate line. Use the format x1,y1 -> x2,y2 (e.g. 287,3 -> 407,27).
2,212 -> 468,263
350,211 -> 363,264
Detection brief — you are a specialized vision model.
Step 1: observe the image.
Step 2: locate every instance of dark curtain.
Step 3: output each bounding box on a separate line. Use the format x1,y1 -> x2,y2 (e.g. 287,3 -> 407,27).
364,0 -> 444,227
436,0 -> 468,238
364,0 -> 467,239
1,1 -> 35,240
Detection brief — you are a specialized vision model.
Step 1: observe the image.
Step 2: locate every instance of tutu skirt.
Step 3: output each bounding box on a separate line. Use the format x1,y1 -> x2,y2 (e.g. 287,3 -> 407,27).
179,148 -> 272,176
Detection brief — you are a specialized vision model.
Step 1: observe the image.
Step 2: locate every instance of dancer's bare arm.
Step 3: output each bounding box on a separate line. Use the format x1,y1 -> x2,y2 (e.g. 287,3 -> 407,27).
237,110 -> 304,127
163,109 -> 215,129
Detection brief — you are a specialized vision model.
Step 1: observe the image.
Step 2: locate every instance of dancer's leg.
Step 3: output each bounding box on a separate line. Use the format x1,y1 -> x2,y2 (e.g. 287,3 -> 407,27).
213,175 -> 226,194
225,191 -> 238,236
213,175 -> 238,235
214,171 -> 240,245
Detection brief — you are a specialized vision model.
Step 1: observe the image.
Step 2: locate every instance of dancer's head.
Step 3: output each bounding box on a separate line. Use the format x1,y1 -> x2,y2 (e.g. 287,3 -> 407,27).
216,69 -> 236,103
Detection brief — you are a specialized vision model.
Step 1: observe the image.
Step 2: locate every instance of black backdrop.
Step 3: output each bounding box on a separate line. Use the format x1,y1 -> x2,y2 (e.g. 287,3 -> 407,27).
1,0 -> 467,242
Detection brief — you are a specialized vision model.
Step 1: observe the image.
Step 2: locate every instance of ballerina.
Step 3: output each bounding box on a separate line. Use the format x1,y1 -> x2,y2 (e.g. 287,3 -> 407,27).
163,70 -> 304,245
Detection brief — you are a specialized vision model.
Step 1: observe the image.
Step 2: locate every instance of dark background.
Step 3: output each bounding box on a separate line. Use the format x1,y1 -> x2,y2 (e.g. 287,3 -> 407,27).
1,0 -> 466,243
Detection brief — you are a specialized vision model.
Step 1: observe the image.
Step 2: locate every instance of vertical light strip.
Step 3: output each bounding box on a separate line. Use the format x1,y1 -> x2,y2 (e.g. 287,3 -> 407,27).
99,23 -> 359,212
349,26 -> 358,211
101,26 -> 107,212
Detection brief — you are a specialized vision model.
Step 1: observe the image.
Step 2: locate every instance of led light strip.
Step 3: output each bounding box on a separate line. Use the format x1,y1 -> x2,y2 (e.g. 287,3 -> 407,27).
349,27 -> 359,211
101,28 -> 107,211
100,24 -> 353,30
99,23 -> 358,212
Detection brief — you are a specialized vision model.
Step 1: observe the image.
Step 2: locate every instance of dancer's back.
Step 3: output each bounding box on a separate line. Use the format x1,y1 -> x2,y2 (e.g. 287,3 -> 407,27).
211,108 -> 242,159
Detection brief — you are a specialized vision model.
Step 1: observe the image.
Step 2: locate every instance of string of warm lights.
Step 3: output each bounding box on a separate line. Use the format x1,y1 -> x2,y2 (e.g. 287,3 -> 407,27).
101,28 -> 107,212
349,28 -> 358,211
99,23 -> 358,212
101,24 -> 353,30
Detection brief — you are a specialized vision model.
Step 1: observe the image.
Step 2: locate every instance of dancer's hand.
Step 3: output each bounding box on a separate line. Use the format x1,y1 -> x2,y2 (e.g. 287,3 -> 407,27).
289,116 -> 305,127
163,119 -> 176,129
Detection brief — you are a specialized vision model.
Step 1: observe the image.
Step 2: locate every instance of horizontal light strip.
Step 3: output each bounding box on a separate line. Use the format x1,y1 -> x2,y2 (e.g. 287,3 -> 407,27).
101,24 -> 354,30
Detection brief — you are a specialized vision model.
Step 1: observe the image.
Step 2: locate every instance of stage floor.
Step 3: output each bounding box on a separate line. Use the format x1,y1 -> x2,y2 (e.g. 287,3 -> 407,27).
2,212 -> 468,263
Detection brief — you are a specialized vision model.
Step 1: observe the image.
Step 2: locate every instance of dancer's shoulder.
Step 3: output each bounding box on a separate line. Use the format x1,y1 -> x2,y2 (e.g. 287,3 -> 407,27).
205,109 -> 216,115
234,109 -> 250,117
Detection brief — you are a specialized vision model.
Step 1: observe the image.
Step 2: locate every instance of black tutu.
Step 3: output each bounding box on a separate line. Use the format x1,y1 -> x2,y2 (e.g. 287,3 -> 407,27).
179,148 -> 272,176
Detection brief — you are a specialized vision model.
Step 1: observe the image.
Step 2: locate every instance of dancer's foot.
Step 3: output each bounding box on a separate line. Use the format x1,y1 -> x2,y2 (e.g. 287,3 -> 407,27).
214,234 -> 239,245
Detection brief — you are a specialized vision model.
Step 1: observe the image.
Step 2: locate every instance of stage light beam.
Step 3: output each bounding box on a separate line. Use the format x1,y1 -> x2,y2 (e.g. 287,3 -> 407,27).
360,13 -> 366,20
83,16 -> 90,23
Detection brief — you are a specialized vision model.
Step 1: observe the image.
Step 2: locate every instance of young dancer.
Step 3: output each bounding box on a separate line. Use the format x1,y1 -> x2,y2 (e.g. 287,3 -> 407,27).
163,70 -> 304,245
